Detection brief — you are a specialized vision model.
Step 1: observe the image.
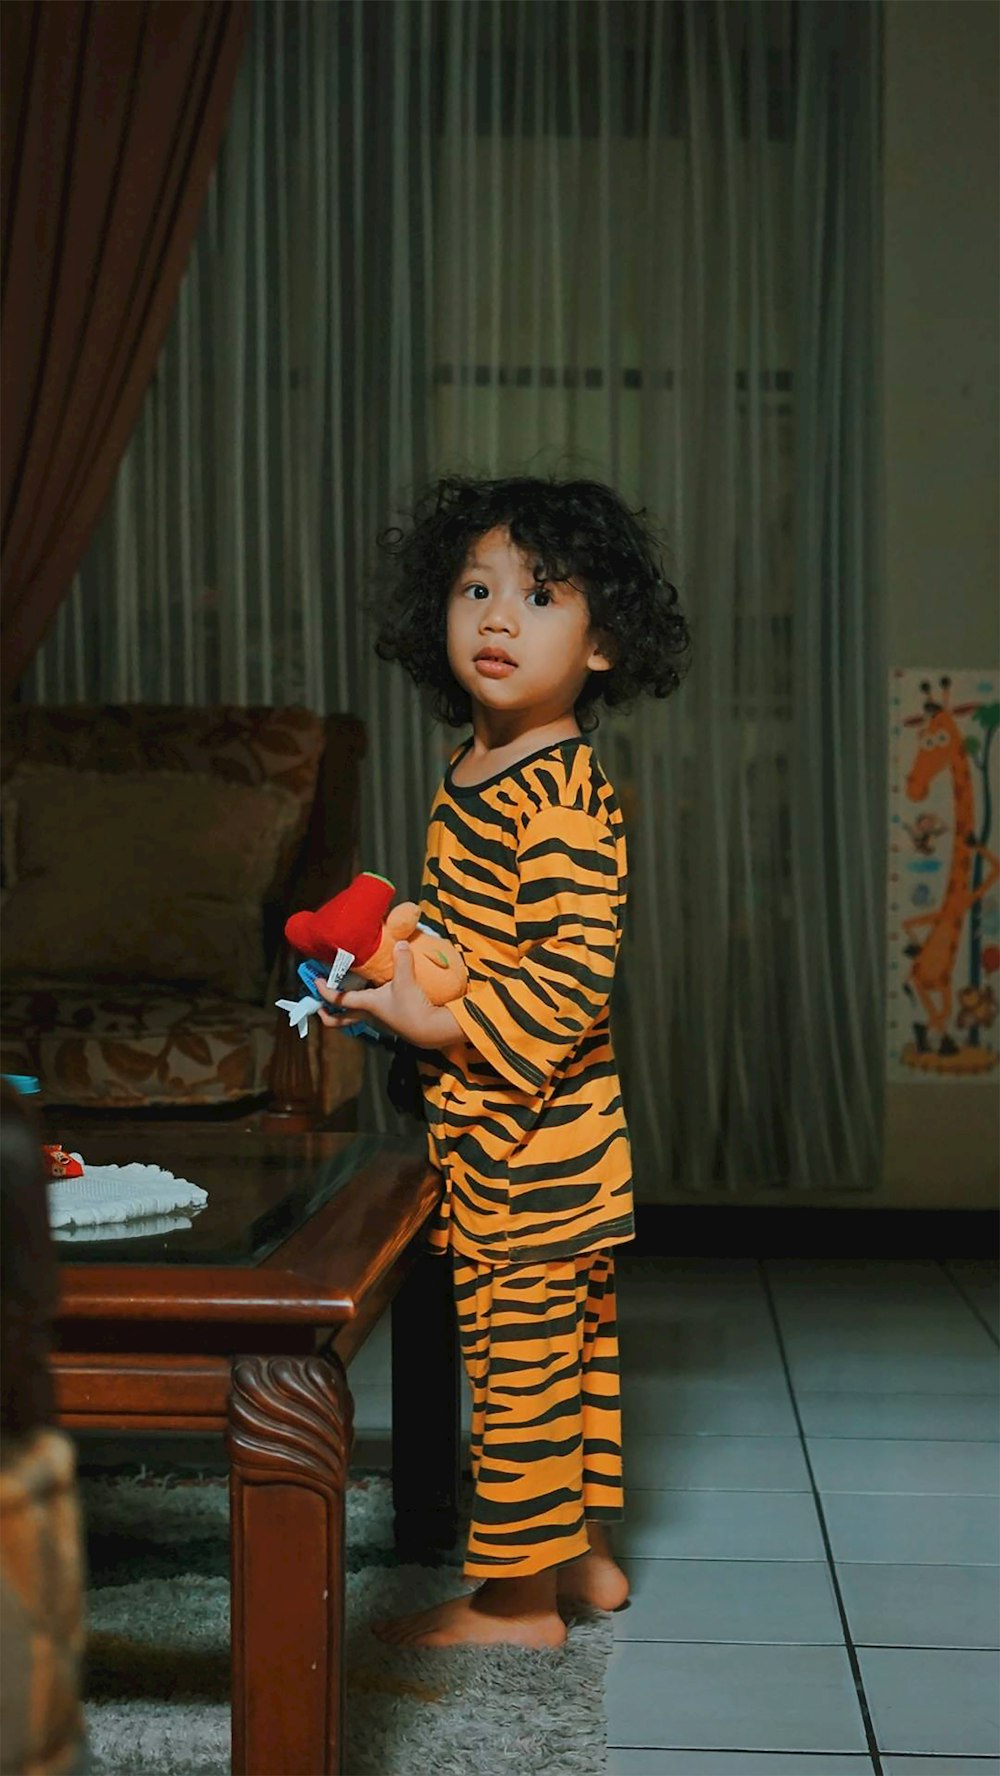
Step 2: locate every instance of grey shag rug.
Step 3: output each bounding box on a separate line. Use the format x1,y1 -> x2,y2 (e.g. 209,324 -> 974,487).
79,1470 -> 612,1776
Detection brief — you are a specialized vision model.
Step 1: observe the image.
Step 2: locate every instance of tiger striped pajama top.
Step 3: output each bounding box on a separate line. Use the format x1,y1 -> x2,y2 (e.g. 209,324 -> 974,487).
416,734 -> 634,1266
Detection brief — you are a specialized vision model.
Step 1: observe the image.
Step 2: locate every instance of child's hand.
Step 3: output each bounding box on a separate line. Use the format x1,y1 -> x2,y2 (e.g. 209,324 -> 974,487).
314,941 -> 462,1050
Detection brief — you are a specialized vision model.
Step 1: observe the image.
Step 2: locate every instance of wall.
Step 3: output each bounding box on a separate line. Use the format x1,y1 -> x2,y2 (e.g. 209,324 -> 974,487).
881,0 -> 999,1209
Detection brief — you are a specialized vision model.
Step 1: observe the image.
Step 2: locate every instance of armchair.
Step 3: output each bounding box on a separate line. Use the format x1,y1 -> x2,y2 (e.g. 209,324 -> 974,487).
0,704 -> 367,1126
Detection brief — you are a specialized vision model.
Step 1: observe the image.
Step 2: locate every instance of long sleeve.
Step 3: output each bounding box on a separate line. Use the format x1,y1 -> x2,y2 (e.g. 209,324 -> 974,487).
448,804 -> 623,1093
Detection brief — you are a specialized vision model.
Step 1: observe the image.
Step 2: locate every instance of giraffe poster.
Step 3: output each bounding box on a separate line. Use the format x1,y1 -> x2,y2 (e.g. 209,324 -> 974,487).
888,669 -> 1000,1082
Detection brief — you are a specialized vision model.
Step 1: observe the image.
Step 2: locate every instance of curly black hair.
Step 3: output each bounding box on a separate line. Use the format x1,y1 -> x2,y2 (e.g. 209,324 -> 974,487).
373,475 -> 691,731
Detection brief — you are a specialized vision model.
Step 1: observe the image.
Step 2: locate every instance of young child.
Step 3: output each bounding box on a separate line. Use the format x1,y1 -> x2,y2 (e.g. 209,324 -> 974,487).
317,474 -> 690,1649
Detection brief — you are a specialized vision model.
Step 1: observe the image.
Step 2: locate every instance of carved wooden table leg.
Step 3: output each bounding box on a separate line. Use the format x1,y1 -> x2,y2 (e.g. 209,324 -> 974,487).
391,1250 -> 461,1558
227,1354 -> 353,1776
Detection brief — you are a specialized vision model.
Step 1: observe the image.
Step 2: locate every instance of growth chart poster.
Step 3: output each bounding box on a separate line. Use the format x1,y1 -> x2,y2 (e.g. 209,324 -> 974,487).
887,668 -> 1000,1082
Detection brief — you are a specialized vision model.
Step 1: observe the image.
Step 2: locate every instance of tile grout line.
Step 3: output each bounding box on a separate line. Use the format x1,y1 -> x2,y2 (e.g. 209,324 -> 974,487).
610,1633 -> 1000,1649
757,1257 -> 886,1776
607,1746 -> 879,1763
940,1257 -> 1000,1350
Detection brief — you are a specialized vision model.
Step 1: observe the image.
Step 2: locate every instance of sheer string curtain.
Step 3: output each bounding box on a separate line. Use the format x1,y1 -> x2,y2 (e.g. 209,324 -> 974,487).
27,0 -> 885,1196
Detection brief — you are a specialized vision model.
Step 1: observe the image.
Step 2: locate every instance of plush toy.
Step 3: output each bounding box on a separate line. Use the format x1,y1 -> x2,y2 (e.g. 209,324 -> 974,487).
277,871 -> 467,1040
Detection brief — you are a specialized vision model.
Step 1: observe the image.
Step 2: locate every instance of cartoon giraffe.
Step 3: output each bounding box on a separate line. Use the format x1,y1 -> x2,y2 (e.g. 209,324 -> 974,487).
902,676 -> 1000,1064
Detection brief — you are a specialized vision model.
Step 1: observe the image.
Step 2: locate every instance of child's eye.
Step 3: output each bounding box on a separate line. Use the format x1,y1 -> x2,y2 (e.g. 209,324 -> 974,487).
527,588 -> 552,608
463,582 -> 489,600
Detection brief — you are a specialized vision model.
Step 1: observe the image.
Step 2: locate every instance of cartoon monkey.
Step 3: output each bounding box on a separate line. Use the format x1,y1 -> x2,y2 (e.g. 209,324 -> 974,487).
903,812 -> 948,857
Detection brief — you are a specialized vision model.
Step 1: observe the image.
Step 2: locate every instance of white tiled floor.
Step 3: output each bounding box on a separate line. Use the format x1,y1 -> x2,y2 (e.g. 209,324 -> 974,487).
349,1251 -> 1000,1776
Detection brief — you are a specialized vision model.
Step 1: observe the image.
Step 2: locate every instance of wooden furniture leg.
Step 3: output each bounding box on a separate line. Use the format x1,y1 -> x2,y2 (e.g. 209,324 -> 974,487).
227,1353 -> 353,1776
263,1010 -> 327,1131
391,1250 -> 461,1558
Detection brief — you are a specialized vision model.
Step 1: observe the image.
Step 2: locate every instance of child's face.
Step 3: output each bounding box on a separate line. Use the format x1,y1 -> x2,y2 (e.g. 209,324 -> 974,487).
446,527 -> 611,728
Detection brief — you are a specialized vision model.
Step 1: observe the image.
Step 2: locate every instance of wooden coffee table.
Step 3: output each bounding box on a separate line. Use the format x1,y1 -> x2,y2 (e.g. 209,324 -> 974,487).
49,1122 -> 461,1776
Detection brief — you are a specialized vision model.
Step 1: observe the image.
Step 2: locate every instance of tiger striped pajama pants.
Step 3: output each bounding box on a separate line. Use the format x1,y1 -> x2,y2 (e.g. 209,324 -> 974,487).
452,1249 -> 624,1579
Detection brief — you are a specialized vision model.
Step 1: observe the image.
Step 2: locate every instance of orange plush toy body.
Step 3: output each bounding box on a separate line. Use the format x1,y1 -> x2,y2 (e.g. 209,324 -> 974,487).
278,871 -> 467,1039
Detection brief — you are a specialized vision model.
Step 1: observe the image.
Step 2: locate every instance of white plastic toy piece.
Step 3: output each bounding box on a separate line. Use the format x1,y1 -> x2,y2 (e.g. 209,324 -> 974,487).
274,991 -> 323,1038
276,947 -> 355,1039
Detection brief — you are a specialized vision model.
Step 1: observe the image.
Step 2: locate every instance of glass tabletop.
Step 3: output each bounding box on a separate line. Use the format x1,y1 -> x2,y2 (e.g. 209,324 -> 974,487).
48,1126 -> 423,1268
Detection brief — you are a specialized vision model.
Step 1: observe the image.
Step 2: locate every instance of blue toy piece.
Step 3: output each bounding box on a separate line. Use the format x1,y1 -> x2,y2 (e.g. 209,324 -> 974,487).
296,958 -> 328,995
1,1073 -> 40,1094
275,957 -> 389,1045
298,958 -> 387,1044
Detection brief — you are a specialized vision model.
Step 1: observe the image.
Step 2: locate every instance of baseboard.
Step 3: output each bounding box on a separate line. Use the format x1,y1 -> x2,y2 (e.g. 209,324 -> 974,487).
631,1203 -> 999,1259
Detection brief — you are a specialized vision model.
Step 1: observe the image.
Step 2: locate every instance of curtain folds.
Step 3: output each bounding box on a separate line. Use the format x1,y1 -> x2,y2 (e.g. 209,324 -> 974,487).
1,0 -> 249,700
26,0 -> 886,1197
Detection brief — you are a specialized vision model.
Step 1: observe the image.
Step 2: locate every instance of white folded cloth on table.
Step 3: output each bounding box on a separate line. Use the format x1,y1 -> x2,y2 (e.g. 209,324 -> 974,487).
47,1162 -> 207,1231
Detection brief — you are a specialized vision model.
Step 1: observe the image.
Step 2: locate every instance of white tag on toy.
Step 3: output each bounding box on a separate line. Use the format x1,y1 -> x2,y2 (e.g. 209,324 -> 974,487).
275,948 -> 357,1039
326,948 -> 355,990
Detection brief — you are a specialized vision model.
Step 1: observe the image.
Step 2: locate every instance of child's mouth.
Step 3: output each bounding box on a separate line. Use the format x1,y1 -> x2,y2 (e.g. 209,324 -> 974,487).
474,657 -> 516,678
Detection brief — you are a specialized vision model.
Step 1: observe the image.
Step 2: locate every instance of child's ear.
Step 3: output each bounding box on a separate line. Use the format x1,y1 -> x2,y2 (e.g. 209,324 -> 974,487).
587,631 -> 615,674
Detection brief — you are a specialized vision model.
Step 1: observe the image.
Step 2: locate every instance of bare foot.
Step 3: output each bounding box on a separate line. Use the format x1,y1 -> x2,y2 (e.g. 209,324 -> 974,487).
557,1521 -> 630,1612
373,1582 -> 566,1650
557,1548 -> 630,1612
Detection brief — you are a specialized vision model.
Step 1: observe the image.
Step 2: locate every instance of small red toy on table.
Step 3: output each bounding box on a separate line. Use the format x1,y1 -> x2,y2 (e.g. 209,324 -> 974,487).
41,1145 -> 84,1180
1,1079 -> 85,1178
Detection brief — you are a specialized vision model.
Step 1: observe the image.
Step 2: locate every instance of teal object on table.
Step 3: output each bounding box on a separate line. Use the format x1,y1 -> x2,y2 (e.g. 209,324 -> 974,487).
2,1073 -> 41,1094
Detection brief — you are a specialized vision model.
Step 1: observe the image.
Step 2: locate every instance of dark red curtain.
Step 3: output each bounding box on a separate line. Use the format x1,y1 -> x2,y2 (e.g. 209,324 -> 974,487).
1,0 -> 249,699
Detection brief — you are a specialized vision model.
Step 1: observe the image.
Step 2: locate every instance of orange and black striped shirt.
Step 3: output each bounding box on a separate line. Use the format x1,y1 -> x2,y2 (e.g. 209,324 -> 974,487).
416,734 -> 634,1265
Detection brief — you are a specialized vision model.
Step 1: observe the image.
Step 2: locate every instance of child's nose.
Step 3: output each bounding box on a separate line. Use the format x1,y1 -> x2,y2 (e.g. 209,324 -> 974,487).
481,597 -> 518,632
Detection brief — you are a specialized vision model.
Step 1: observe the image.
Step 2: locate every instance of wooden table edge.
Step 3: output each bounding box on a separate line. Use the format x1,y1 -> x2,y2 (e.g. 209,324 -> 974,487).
55,1148 -> 441,1326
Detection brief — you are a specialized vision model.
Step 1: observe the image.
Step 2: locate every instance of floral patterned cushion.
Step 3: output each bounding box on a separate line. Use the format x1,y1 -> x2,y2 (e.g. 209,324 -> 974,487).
0,705 -> 329,921
2,768 -> 303,1001
0,981 -> 363,1111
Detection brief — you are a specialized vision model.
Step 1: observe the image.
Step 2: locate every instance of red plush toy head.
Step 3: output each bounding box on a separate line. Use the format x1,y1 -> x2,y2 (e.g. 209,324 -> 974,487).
284,872 -> 396,966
